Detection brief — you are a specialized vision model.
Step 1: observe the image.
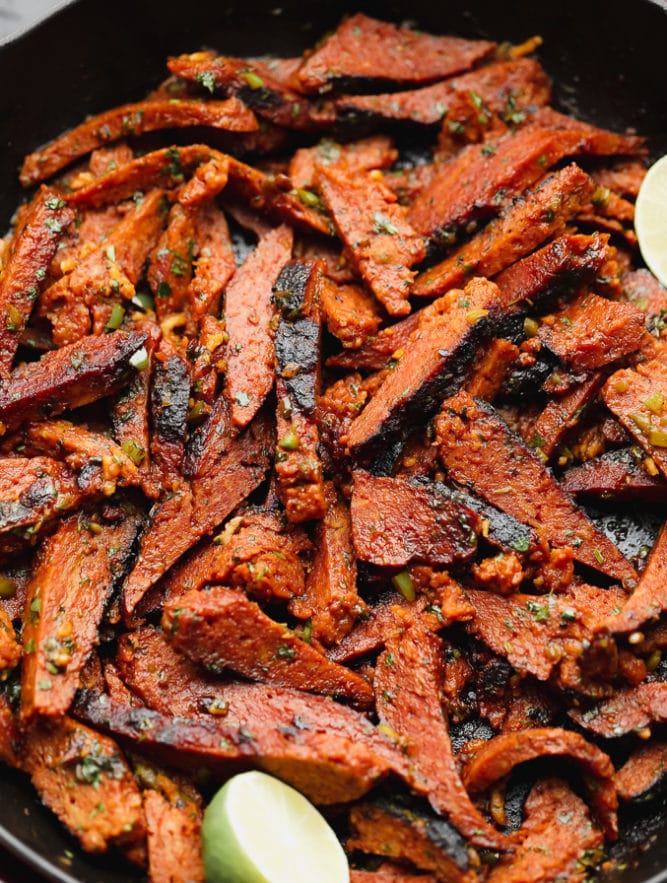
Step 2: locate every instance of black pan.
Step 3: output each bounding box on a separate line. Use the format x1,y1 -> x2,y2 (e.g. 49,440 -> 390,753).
1,0 -> 666,880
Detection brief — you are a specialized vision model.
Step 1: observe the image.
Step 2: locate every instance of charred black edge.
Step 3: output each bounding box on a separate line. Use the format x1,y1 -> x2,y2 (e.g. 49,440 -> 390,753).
562,448 -> 667,504
150,354 -> 191,445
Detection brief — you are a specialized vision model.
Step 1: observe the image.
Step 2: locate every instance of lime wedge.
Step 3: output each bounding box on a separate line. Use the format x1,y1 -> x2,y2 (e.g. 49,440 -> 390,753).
201,771 -> 350,883
635,154 -> 667,287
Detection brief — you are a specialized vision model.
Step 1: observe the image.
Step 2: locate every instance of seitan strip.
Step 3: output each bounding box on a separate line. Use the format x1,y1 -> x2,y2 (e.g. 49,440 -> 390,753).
569,682 -> 667,738
326,309 -> 422,371
601,357 -> 667,481
462,727 -> 617,838
149,342 -> 191,488
178,153 -> 229,207
296,14 -> 495,94
22,717 -> 145,855
121,409 -> 273,618
289,136 -> 397,190
148,202 -> 196,322
0,608 -> 21,677
346,278 -> 500,461
143,787 -> 204,883
0,330 -> 147,433
435,391 -> 637,584
413,163 -> 595,297
319,277 -> 384,350
225,224 -> 293,428
20,98 -> 257,186
0,189 -> 74,376
604,521 -> 667,634
561,448 -> 667,503
337,57 -> 550,125
351,472 -> 482,567
375,616 -> 505,848
538,294 -> 645,373
347,794 -> 474,883
291,481 -> 366,646
75,686 -> 405,807
615,741 -> 667,802
21,505 -> 143,720
316,165 -> 425,316
163,585 -> 373,708
486,778 -> 604,883
273,259 -> 326,522
525,373 -> 605,459
187,201 -> 235,319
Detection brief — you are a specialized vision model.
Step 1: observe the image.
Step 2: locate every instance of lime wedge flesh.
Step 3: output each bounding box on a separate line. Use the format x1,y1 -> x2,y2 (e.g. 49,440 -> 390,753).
202,771 -> 350,883
635,154 -> 667,287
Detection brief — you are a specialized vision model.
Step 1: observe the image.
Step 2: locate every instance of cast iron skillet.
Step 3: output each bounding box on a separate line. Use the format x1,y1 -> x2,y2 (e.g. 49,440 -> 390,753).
1,0 -> 667,881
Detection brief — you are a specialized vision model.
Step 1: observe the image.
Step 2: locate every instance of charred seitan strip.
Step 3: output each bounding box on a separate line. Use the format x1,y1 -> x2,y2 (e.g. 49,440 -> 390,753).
568,682 -> 667,738
0,330 -> 147,433
337,57 -> 550,125
121,408 -> 273,618
601,357 -> 667,480
346,278 -> 500,461
291,481 -> 366,646
561,448 -> 667,503
350,472 -> 482,567
319,277 -> 384,350
486,778 -> 604,883
413,164 -> 595,297
148,202 -> 196,322
0,189 -> 74,376
273,259 -> 326,522
525,373 -> 605,459
347,794 -> 475,882
225,225 -> 294,428
604,522 -> 667,634
20,98 -> 258,186
75,687 -> 405,806
20,505 -> 143,719
434,391 -> 637,584
149,342 -> 191,488
163,585 -> 374,708
296,14 -> 495,94
317,165 -> 426,317
374,617 -> 505,848
462,727 -> 617,838
23,717 -> 145,855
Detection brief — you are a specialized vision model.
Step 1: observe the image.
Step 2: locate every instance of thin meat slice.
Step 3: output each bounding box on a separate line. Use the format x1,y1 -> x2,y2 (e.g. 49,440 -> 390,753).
347,794 -> 475,882
462,727 -> 616,838
148,202 -> 196,321
20,505 -> 143,720
289,136 -> 397,190
290,481 -> 366,646
0,189 -> 74,376
538,294 -> 645,373
412,163 -> 595,297
66,144 -> 222,208
319,277 -> 383,349
143,786 -> 204,883
337,57 -> 550,125
22,717 -> 145,855
296,14 -> 495,94
569,682 -> 667,738
273,259 -> 326,522
561,448 -> 667,503
464,338 -> 520,400
121,409 -> 273,618
20,98 -> 257,186
177,153 -> 230,207
615,742 -> 667,802
374,617 -> 505,848
75,687 -> 405,806
351,472 -> 482,567
316,165 -> 426,316
0,330 -> 147,433
0,608 -> 20,676
149,341 -> 191,488
525,373 -> 605,459
601,357 -> 667,481
225,225 -> 294,428
435,391 -> 637,585
592,159 -> 647,200
486,778 -> 604,883
526,106 -> 646,155
604,522 -> 667,634
163,586 -> 373,709
346,278 -> 500,461
326,309 -> 422,371
492,232 -> 611,312
187,202 -> 235,319
167,52 -> 326,132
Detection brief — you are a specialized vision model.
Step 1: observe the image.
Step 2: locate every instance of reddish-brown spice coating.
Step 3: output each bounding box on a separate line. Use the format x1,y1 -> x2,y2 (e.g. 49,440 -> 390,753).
143,786 -> 204,883
561,448 -> 667,503
163,585 -> 373,708
413,164 -> 595,296
20,98 -> 258,186
615,741 -> 667,802
289,135 -> 397,190
435,391 -> 637,584
296,14 -> 495,93
569,682 -> 667,738
187,202 -> 235,319
225,224 -> 293,428
525,373 -> 605,459
319,277 -> 384,349
317,165 -> 425,316
148,202 -> 196,322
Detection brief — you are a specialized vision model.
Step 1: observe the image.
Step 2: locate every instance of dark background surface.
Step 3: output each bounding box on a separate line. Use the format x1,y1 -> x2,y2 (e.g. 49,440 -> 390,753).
0,1 -> 667,882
